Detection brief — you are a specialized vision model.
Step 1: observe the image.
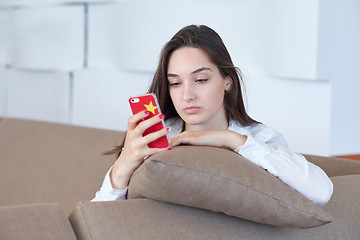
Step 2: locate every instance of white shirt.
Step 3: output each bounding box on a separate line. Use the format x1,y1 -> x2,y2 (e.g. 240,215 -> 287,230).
93,119 -> 333,206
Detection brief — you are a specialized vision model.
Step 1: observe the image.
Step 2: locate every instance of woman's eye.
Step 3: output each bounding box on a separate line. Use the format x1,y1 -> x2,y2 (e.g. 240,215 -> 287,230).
169,82 -> 180,87
196,79 -> 208,83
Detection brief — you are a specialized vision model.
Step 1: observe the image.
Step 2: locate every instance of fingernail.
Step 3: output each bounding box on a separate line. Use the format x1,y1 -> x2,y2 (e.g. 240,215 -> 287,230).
144,111 -> 150,115
166,127 -> 171,132
159,114 -> 165,120
167,146 -> 172,150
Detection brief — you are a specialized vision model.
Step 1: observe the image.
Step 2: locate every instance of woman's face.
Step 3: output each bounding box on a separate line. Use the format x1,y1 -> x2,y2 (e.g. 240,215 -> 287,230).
167,47 -> 232,131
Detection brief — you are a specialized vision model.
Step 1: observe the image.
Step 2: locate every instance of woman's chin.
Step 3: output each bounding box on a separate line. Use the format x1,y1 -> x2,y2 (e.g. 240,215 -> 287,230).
182,117 -> 206,128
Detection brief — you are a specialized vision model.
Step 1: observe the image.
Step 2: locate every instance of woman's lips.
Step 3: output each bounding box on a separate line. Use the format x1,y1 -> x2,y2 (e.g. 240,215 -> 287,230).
184,106 -> 200,114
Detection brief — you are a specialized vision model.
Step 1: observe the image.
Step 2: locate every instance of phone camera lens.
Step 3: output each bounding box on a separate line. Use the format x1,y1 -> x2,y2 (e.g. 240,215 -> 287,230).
131,98 -> 139,103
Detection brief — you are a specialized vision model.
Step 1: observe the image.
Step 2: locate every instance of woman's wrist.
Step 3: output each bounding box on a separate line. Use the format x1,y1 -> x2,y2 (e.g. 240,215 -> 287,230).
224,130 -> 247,150
110,155 -> 138,190
110,166 -> 131,190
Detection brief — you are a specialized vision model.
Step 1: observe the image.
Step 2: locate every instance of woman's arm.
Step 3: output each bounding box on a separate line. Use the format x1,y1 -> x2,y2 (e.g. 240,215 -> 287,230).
170,124 -> 333,206
92,166 -> 128,201
92,110 -> 171,202
169,129 -> 247,149
234,133 -> 333,206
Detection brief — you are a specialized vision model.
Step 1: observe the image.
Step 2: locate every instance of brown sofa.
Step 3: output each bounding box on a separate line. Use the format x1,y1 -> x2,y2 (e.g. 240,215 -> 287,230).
1,117 -> 360,239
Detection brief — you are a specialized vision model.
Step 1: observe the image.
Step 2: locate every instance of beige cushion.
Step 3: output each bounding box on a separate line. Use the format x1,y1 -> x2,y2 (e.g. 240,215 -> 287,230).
128,146 -> 331,228
0,203 -> 77,240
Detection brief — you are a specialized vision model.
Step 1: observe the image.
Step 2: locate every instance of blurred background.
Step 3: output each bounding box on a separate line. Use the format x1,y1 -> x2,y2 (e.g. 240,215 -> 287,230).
0,0 -> 359,157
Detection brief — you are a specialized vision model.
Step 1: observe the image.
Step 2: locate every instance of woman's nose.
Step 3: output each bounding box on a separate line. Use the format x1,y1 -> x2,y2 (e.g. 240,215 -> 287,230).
182,81 -> 195,101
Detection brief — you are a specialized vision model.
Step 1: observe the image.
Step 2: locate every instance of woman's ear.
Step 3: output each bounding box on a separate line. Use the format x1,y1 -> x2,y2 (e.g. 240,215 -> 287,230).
224,77 -> 233,92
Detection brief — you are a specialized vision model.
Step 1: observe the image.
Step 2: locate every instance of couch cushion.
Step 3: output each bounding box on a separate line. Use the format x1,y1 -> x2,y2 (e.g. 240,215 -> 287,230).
69,175 -> 360,240
0,203 -> 76,240
0,118 -> 124,214
127,146 -> 331,228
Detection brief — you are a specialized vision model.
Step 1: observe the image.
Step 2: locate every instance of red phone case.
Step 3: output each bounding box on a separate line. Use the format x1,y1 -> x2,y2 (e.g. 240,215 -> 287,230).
129,94 -> 169,148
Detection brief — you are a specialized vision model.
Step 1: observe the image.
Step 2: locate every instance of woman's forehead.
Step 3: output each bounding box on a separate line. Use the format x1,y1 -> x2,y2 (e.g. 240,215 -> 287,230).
167,47 -> 217,75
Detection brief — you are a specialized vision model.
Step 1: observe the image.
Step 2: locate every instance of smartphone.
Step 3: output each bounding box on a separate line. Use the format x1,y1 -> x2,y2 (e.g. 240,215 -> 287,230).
129,93 -> 169,148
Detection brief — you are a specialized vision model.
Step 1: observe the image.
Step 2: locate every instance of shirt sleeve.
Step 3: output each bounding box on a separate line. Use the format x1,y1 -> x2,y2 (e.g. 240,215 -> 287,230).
91,166 -> 127,202
233,124 -> 333,206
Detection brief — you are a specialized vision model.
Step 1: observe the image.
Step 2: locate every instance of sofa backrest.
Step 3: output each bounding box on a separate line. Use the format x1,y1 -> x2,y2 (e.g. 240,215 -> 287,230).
304,154 -> 360,177
0,118 -> 125,214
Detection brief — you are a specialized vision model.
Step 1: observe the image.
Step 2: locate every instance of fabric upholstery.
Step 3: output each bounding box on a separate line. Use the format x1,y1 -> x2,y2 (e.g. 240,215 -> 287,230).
127,146 -> 331,228
0,203 -> 77,240
304,154 -> 360,177
2,117 -> 360,239
0,117 -> 124,214
70,174 -> 360,240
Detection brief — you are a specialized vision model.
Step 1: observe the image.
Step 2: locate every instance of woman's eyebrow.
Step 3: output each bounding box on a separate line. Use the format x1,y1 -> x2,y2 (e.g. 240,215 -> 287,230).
167,67 -> 212,78
167,73 -> 178,78
191,67 -> 212,75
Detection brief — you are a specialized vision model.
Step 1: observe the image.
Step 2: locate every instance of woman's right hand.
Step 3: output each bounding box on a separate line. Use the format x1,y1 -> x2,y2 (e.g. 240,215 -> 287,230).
110,110 -> 170,190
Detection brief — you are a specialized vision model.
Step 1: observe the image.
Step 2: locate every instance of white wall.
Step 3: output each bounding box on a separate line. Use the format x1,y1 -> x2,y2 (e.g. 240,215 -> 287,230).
0,0 -> 358,156
72,69 -> 152,131
10,5 -> 84,70
5,69 -> 70,123
246,72 -> 332,156
0,66 -> 6,115
317,0 -> 360,155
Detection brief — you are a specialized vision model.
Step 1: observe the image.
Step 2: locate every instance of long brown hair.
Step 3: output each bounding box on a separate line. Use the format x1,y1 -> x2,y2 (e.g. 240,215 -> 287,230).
148,24 -> 258,126
105,25 -> 258,157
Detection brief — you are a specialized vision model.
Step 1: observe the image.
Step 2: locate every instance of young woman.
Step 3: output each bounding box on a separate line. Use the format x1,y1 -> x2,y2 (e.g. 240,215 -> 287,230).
93,25 -> 333,206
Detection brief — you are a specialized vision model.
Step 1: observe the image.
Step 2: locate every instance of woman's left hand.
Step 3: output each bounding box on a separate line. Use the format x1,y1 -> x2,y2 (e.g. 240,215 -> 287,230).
170,130 -> 247,150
